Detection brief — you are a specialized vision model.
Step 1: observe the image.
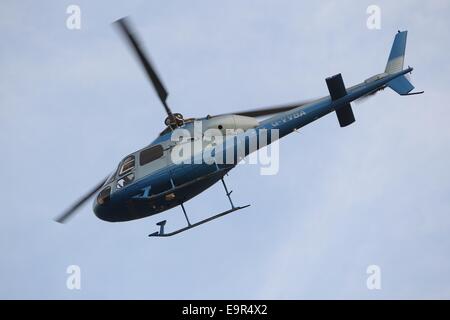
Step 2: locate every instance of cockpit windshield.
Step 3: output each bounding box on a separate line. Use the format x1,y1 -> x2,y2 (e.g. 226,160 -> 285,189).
114,155 -> 136,189
118,155 -> 135,176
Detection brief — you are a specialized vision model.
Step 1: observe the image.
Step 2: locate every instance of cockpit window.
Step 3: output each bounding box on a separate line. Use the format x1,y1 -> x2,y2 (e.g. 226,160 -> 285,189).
118,155 -> 135,176
116,172 -> 135,189
140,145 -> 164,166
97,186 -> 111,205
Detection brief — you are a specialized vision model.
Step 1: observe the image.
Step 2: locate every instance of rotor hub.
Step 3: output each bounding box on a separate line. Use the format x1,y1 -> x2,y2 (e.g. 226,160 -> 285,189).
164,113 -> 184,128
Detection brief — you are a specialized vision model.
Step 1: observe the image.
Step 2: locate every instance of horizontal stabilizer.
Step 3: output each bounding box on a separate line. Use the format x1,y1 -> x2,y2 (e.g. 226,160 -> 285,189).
326,73 -> 347,100
387,75 -> 414,95
326,73 -> 355,127
336,103 -> 355,127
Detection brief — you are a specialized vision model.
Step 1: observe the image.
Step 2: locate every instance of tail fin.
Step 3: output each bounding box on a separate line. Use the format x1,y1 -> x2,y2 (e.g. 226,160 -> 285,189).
385,30 -> 421,95
385,31 -> 408,74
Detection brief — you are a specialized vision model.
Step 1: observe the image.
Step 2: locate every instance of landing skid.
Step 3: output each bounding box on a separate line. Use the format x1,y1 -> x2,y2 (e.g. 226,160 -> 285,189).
149,178 -> 250,237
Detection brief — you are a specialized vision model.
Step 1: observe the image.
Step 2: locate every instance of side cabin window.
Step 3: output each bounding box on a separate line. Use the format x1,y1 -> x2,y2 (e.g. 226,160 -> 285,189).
140,145 -> 164,166
119,155 -> 135,176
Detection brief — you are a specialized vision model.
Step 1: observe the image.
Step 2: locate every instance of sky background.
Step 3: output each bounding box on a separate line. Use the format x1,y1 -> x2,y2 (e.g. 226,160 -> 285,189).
1,0 -> 450,299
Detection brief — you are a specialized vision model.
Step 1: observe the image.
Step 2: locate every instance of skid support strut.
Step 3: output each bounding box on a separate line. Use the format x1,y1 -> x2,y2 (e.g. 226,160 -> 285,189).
149,178 -> 250,237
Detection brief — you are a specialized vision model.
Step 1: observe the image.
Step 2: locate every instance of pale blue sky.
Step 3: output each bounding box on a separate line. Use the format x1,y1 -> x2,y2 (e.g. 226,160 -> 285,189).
1,0 -> 450,299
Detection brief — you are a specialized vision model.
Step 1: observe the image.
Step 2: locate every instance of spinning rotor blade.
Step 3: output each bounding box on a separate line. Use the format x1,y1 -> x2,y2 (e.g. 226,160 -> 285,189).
114,17 -> 174,120
55,177 -> 108,224
216,100 -> 313,118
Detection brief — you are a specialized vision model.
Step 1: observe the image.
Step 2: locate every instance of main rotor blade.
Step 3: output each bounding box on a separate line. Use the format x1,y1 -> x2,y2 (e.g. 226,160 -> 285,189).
215,100 -> 313,118
55,177 -> 108,224
114,17 -> 174,119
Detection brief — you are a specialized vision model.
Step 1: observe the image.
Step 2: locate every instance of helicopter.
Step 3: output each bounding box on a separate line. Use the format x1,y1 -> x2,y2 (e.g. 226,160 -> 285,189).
56,18 -> 423,237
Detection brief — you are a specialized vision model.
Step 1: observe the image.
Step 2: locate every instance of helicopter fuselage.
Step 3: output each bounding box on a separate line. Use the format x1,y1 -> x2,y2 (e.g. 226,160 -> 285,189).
93,68 -> 411,222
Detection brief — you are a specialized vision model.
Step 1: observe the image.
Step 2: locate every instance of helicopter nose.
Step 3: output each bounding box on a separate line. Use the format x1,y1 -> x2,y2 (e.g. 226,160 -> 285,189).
93,186 -> 115,221
93,201 -> 111,221
93,197 -> 135,222
94,202 -> 125,222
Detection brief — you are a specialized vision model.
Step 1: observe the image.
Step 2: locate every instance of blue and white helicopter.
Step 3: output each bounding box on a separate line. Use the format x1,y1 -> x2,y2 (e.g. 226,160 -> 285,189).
56,18 -> 423,237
